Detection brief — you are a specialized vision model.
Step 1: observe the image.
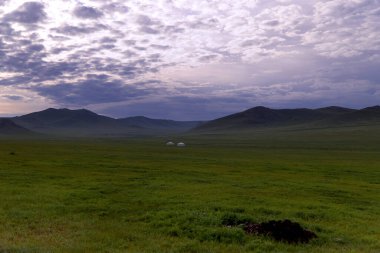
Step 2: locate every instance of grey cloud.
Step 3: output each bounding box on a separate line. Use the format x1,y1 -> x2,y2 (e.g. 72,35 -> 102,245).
0,75 -> 34,86
123,50 -> 138,57
53,24 -> 105,35
2,95 -> 24,101
134,46 -> 146,51
139,26 -> 160,34
264,20 -> 280,26
100,37 -> 117,43
100,44 -> 116,50
199,55 -> 218,63
48,34 -> 70,41
1,0 -> 379,120
4,2 -> 46,24
151,44 -> 171,50
148,53 -> 161,63
85,74 -> 108,80
163,25 -> 185,34
241,40 -> 256,47
304,0 -> 380,57
120,66 -> 138,76
0,33 -> 85,84
73,6 -> 103,19
0,42 -> 46,74
33,78 -> 155,105
50,47 -> 72,54
34,61 -> 80,79
103,3 -> 129,13
124,40 -> 137,46
135,15 -> 165,35
0,22 -> 14,35
17,39 -> 32,46
188,18 -> 220,29
136,15 -> 154,26
28,44 -> 44,52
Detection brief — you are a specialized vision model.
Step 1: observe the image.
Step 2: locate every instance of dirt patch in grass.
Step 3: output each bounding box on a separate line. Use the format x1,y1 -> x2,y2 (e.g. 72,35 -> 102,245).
221,213 -> 317,244
244,219 -> 317,244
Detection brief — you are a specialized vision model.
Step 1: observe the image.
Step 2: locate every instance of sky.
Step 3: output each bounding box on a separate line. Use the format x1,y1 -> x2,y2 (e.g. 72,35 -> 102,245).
0,0 -> 379,120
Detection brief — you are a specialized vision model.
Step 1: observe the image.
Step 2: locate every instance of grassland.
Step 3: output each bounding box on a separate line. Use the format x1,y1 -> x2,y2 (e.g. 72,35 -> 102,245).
0,125 -> 379,252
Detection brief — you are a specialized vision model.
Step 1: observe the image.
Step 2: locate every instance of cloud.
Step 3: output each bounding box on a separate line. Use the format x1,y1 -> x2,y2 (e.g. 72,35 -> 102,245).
4,2 -> 46,24
53,24 -> 104,35
136,15 -> 154,26
263,20 -> 280,27
0,0 -> 379,119
73,6 -> 103,19
33,78 -> 157,105
139,26 -> 159,34
0,1 -> 9,6
102,2 -> 129,13
151,44 -> 171,50
0,22 -> 14,35
199,55 -> 219,63
2,94 -> 24,101
303,0 -> 380,57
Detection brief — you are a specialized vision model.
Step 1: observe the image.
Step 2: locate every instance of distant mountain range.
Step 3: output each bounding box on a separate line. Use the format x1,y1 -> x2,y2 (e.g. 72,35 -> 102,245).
193,106 -> 380,132
3,108 -> 202,137
0,106 -> 379,137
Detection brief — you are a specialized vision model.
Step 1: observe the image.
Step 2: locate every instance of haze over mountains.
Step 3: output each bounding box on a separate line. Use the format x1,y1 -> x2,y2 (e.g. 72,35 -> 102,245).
0,118 -> 35,136
0,106 -> 379,137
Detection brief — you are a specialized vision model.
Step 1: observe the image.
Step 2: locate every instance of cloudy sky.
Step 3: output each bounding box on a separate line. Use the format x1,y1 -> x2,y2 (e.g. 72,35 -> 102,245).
0,0 -> 379,120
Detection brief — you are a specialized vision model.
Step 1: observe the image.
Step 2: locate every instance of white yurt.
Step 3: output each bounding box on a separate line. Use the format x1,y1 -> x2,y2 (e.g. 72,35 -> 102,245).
177,142 -> 186,147
166,141 -> 175,146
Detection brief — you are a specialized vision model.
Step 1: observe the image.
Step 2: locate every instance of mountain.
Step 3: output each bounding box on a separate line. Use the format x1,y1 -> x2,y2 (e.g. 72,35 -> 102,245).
193,106 -> 380,132
7,106 -> 380,136
315,106 -> 356,115
12,108 -> 203,136
12,108 -> 121,136
13,108 -> 116,128
118,116 -> 202,131
330,106 -> 380,124
0,118 -> 35,136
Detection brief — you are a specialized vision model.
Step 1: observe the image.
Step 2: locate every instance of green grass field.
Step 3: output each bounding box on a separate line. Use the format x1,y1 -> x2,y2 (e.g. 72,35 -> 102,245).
0,125 -> 379,252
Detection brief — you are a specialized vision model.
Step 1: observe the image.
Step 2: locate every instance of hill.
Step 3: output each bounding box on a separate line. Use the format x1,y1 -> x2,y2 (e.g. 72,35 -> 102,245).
13,108 -> 116,128
12,108 -> 121,136
0,118 -> 35,136
12,108 -> 203,136
7,106 -> 380,136
193,106 -> 380,132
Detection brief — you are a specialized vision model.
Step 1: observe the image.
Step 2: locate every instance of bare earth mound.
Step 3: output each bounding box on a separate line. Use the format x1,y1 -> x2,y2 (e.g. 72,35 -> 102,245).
244,219 -> 317,244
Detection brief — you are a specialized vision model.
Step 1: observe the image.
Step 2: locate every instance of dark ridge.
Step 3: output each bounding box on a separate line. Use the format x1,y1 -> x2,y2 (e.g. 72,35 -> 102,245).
315,106 -> 357,114
330,105 -> 380,124
194,106 -> 323,131
13,108 -> 116,130
12,108 -> 203,136
6,106 -> 380,136
193,105 -> 380,132
360,105 -> 380,112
